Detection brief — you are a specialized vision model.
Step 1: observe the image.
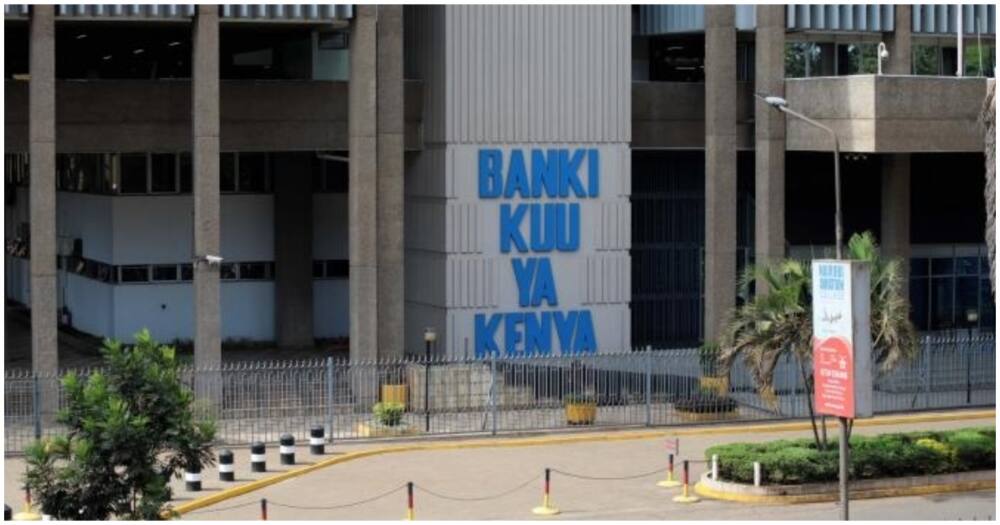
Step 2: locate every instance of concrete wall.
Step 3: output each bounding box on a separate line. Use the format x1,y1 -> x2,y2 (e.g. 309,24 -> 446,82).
405,5 -> 632,357
5,79 -> 424,153
632,81 -> 755,149
785,75 -> 988,152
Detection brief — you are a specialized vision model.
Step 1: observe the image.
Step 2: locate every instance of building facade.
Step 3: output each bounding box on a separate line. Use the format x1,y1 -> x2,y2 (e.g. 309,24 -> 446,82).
4,5 -> 996,372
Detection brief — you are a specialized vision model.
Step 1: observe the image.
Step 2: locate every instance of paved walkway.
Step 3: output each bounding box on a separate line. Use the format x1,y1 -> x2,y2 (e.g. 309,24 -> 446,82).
163,412 -> 994,520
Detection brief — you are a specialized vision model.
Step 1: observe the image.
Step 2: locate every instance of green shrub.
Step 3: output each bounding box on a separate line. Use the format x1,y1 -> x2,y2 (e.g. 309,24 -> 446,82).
706,427 -> 994,485
698,342 -> 721,376
373,402 -> 405,427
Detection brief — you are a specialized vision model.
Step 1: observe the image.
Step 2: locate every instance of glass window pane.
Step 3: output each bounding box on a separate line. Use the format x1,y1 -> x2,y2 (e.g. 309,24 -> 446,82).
238,262 -> 267,280
313,261 -> 324,278
956,256 -> 978,276
955,277 -> 980,326
325,157 -> 348,193
237,153 -> 268,192
910,258 -> 929,277
909,278 -> 929,331
120,265 -> 150,283
220,153 -> 236,192
931,257 -> 954,276
152,264 -> 178,281
912,45 -> 939,75
980,279 -> 995,329
220,263 -> 237,280
179,153 -> 192,193
180,263 -> 193,281
150,154 -> 177,193
326,259 -> 348,278
930,277 -> 955,329
120,154 -> 148,194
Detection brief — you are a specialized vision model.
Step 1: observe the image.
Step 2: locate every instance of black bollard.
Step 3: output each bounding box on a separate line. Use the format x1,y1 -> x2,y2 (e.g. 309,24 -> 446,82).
218,449 -> 235,482
280,434 -> 295,465
309,425 -> 325,455
251,441 -> 266,472
185,463 -> 202,492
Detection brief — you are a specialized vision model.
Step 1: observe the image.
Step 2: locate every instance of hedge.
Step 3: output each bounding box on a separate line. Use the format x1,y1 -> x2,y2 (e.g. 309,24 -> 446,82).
705,427 -> 995,485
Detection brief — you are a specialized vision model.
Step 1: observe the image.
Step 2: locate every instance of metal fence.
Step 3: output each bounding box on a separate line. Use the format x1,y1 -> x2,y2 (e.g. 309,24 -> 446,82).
4,334 -> 995,455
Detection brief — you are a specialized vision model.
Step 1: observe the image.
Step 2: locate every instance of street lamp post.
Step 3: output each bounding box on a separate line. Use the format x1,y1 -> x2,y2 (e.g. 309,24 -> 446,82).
759,94 -> 848,520
965,309 -> 979,404
423,327 -> 436,432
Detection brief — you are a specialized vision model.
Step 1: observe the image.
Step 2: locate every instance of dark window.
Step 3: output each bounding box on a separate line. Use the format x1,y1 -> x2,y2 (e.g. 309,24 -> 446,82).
57,154 -> 102,192
220,153 -> 237,192
179,153 -> 193,193
649,36 -> 704,82
152,264 -> 178,281
909,277 -> 930,331
120,154 -> 148,194
151,154 -> 177,193
324,157 -> 349,193
313,261 -> 324,278
237,153 -> 268,192
120,265 -> 150,283
910,258 -> 929,277
180,263 -> 193,281
931,257 -> 954,276
326,260 -> 349,278
837,43 -> 877,75
238,262 -> 268,280
220,263 -> 237,280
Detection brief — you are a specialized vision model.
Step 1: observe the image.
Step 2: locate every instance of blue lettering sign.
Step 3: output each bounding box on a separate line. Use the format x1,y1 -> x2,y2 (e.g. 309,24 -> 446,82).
478,149 -> 503,198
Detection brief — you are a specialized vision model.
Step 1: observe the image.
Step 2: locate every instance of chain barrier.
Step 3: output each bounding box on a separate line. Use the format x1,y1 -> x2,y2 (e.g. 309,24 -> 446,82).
185,499 -> 259,515
550,466 -> 666,481
414,474 -> 541,502
265,483 -> 407,511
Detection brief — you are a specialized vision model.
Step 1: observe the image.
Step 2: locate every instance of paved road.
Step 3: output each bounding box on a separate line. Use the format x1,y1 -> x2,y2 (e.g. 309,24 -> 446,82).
171,415 -> 995,521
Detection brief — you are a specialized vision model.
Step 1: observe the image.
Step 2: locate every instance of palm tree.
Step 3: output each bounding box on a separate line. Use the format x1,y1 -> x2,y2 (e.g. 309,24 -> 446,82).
717,232 -> 918,450
981,81 -> 995,296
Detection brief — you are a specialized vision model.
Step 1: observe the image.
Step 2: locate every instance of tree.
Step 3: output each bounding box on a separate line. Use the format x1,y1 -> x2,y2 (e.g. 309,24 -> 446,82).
717,232 -> 918,450
981,80 -> 995,296
24,330 -> 215,520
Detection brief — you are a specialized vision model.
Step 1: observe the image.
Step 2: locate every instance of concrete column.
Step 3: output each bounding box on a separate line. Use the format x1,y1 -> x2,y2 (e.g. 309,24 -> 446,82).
274,153 -> 314,348
377,6 -> 405,359
754,5 -> 786,294
29,5 -> 57,376
349,6 -> 379,362
703,6 -> 738,343
192,5 -> 221,369
881,154 -> 911,299
887,5 -> 912,75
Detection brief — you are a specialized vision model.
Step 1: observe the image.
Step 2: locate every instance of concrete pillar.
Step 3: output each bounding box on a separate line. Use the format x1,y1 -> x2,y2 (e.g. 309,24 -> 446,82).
274,153 -> 314,348
703,6 -> 738,343
881,154 -> 911,299
887,5 -> 912,75
377,6 -> 406,359
29,5 -> 57,376
192,5 -> 221,369
754,5 -> 786,293
349,6 -> 379,362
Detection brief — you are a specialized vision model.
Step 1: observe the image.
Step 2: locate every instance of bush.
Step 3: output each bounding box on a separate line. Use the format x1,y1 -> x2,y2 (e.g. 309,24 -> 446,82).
373,402 -> 405,427
706,427 -> 994,485
674,393 -> 737,413
699,342 -> 721,376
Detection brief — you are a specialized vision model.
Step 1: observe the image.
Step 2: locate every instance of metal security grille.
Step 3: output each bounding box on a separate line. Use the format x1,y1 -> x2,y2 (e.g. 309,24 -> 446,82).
5,334 -> 994,455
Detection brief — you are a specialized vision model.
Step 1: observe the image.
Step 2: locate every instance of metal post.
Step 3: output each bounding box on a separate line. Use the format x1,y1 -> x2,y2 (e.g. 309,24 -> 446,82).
325,356 -> 334,442
32,376 -> 42,440
489,352 -> 498,436
424,339 -> 431,432
966,333 -> 972,405
923,336 -> 931,409
644,346 -> 652,426
839,417 -> 849,520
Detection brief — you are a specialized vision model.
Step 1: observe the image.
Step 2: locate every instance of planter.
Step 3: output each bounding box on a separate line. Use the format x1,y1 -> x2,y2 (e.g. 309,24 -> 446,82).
564,403 -> 597,425
699,375 -> 730,397
676,410 -> 740,423
695,470 -> 996,504
381,384 -> 408,409
356,421 -> 420,438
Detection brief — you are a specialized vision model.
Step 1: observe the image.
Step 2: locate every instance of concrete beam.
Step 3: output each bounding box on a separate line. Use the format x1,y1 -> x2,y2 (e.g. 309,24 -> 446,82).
881,153 -> 910,299
754,5 -> 786,286
703,5 -> 738,343
29,5 -> 57,375
274,153 -> 314,348
192,5 -> 221,369
887,5 -> 912,75
376,5 -> 406,359
349,6 -> 379,362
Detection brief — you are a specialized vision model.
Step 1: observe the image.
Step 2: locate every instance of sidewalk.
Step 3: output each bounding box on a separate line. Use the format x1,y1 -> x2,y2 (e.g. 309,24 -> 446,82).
173,411 -> 994,520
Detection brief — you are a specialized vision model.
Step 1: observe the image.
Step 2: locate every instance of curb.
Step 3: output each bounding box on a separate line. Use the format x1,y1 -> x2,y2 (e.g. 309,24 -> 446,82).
171,408 -> 995,516
694,474 -> 996,505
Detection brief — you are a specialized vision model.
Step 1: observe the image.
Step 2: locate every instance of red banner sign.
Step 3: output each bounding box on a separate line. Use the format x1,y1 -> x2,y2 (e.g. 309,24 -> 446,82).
813,336 -> 856,418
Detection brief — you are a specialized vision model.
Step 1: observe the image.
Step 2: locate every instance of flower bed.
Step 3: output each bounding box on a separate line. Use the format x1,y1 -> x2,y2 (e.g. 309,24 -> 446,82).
705,427 -> 995,485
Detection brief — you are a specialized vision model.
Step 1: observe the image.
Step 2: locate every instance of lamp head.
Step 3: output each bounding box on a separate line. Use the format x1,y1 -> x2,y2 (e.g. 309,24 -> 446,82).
764,96 -> 788,108
965,309 -> 979,324
423,327 -> 437,343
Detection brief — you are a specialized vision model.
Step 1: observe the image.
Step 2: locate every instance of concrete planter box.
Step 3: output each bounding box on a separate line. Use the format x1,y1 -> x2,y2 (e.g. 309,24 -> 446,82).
696,469 -> 996,504
405,364 -> 534,412
356,421 -> 421,438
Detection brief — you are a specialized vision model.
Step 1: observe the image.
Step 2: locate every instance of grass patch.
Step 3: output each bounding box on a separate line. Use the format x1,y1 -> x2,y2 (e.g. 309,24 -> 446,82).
706,426 -> 995,485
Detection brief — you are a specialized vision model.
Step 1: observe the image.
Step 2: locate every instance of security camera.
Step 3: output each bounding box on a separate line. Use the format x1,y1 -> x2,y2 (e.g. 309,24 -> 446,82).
204,255 -> 223,266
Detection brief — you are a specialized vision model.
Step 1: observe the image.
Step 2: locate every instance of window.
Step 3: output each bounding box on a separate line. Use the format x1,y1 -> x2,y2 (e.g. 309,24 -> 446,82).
179,153 -> 193,193
220,263 -> 238,280
119,265 -> 150,283
313,153 -> 349,193
120,154 -> 148,194
313,261 -> 324,277
325,260 -> 349,278
913,45 -> 940,75
150,154 -> 178,193
180,263 -> 194,281
237,153 -> 268,192
648,37 -> 704,82
220,153 -> 237,192
152,264 -> 179,282
909,251 -> 997,332
238,262 -> 268,280
837,43 -> 877,75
